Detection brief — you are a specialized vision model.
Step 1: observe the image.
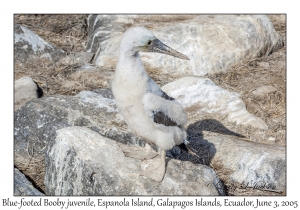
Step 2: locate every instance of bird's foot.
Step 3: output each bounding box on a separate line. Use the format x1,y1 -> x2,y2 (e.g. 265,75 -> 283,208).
118,143 -> 157,160
141,150 -> 166,182
183,139 -> 200,158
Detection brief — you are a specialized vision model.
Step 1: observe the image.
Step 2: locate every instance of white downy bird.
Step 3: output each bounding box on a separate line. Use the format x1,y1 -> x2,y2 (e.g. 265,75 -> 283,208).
112,26 -> 197,182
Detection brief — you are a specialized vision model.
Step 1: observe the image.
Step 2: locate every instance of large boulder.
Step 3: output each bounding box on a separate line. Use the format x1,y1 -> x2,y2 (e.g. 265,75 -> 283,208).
45,126 -> 224,195
182,128 -> 286,195
14,168 -> 44,196
87,15 -> 283,77
161,77 -> 268,130
14,24 -> 65,65
14,89 -> 143,160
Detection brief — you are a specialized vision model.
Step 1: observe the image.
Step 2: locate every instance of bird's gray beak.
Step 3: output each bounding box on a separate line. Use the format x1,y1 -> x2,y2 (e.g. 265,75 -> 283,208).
147,39 -> 190,60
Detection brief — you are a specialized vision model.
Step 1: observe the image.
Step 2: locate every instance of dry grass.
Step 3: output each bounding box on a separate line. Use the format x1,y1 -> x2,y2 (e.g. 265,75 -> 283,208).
147,67 -> 177,86
14,14 -> 115,96
15,57 -> 83,96
207,38 -> 286,146
14,14 -> 88,54
14,57 -> 114,97
15,155 -> 45,192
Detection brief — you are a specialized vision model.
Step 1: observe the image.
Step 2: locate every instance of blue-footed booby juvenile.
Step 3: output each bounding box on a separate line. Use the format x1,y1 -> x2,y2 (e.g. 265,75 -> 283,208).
112,26 -> 196,182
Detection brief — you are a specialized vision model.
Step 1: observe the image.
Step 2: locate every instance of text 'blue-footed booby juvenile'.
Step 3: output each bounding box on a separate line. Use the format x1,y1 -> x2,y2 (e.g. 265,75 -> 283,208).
112,26 -> 197,182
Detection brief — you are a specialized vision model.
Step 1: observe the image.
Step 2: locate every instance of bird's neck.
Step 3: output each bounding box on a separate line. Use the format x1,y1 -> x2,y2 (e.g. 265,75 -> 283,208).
117,51 -> 147,75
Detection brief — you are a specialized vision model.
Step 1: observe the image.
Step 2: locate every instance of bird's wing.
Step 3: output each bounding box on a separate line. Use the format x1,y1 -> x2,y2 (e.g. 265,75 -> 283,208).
146,78 -> 174,99
152,110 -> 180,127
144,78 -> 187,127
143,92 -> 187,128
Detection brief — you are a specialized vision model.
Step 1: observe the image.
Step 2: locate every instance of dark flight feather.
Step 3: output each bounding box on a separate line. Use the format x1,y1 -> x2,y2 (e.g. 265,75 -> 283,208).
160,90 -> 175,101
152,90 -> 182,128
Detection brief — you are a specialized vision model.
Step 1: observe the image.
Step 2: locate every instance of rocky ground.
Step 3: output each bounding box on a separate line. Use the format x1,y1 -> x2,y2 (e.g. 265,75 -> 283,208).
14,14 -> 286,196
208,15 -> 286,147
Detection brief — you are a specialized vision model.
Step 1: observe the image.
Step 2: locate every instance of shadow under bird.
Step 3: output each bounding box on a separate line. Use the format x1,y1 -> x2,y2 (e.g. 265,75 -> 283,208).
112,26 -> 197,182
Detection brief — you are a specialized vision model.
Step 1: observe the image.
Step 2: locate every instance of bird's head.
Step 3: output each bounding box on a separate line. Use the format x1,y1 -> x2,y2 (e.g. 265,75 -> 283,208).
120,26 -> 189,60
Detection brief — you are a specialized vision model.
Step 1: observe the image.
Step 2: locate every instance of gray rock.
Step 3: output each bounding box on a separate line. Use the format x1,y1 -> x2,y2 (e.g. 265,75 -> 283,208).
87,15 -> 283,77
14,76 -> 38,111
14,89 -> 146,186
196,134 -> 285,194
14,24 -> 65,65
251,85 -> 277,97
14,168 -> 44,196
162,77 -> 268,130
45,126 -> 224,195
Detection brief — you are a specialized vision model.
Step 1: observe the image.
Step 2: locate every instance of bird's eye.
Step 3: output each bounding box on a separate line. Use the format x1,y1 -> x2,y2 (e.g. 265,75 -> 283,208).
147,40 -> 152,46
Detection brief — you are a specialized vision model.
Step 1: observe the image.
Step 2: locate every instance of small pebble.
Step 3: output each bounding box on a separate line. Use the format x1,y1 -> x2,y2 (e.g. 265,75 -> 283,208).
251,85 -> 277,97
277,61 -> 285,69
267,137 -> 276,141
257,62 -> 270,69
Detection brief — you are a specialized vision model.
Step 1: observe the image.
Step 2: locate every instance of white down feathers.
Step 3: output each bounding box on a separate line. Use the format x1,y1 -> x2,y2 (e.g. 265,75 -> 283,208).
112,26 -> 187,151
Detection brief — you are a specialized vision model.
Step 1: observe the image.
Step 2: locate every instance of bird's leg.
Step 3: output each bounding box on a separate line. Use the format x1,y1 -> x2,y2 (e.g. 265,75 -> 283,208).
160,150 -> 166,179
141,149 -> 166,182
155,149 -> 166,182
161,150 -> 166,164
